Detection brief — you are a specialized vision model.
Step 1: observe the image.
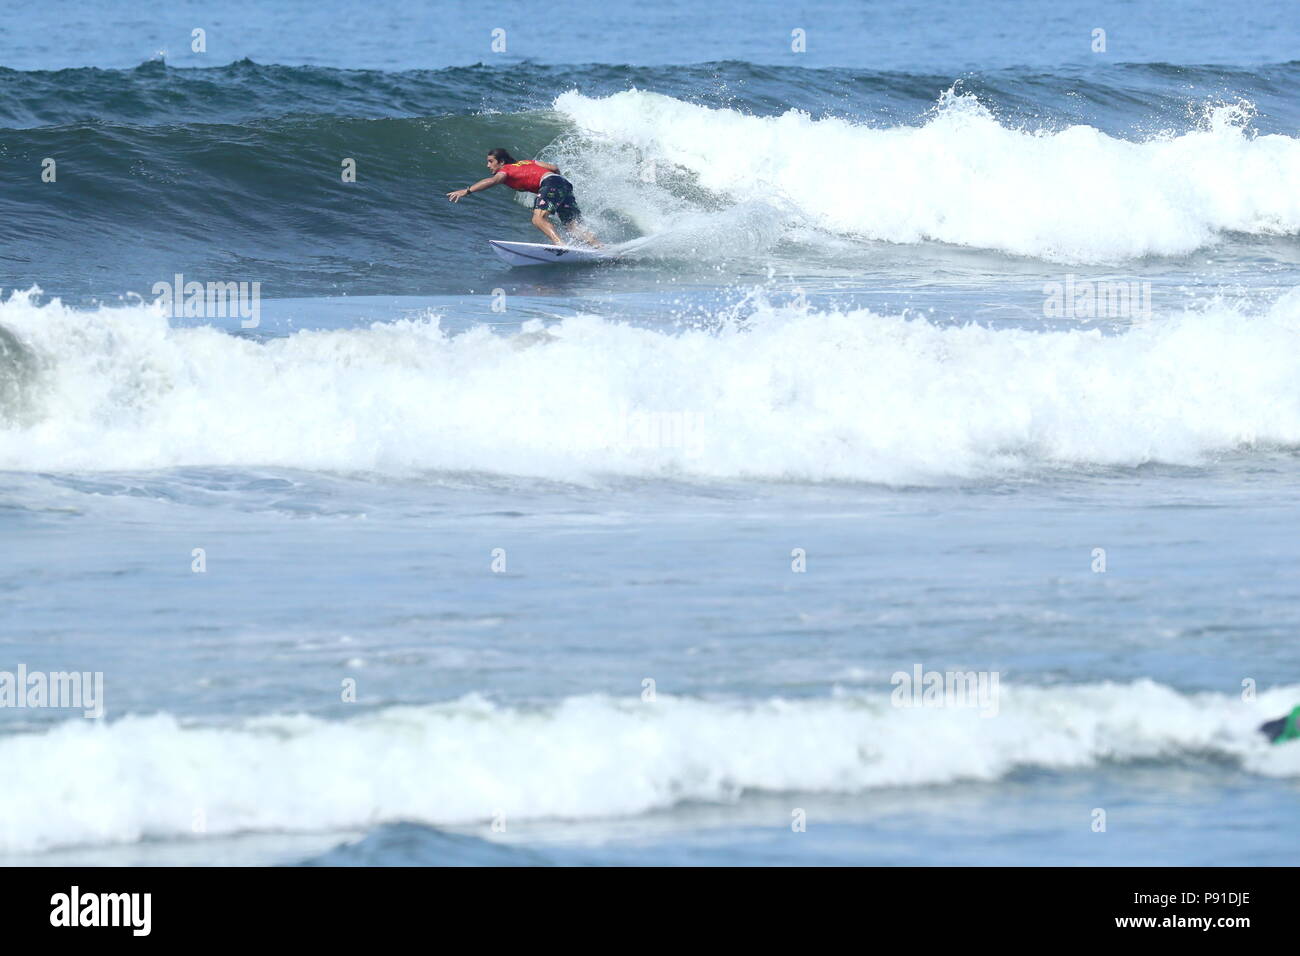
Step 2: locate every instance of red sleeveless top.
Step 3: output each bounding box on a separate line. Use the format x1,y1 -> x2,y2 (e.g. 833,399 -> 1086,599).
499,160 -> 552,192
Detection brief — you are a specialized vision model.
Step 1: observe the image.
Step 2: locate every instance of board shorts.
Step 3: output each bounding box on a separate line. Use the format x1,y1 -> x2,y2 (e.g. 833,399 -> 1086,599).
534,175 -> 582,224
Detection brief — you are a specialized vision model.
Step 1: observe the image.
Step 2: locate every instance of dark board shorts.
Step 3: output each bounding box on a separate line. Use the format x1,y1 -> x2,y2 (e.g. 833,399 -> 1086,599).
534,175 -> 582,224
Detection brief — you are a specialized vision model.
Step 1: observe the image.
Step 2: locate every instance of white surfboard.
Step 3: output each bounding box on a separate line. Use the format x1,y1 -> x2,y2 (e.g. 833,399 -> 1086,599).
488,240 -> 611,267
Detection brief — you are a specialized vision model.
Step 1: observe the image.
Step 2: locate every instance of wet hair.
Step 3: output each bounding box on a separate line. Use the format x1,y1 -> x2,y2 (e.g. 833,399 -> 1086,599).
487,148 -> 516,164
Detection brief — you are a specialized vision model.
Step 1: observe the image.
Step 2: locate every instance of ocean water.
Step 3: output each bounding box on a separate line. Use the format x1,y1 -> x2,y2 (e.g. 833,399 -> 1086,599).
1,0 -> 1299,866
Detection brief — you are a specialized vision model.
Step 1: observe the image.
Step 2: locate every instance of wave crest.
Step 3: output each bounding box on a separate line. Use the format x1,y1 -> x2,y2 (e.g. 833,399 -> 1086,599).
556,88 -> 1300,262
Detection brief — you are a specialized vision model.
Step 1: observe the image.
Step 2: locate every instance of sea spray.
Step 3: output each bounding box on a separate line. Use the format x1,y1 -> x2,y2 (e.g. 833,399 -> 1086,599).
0,320 -> 39,427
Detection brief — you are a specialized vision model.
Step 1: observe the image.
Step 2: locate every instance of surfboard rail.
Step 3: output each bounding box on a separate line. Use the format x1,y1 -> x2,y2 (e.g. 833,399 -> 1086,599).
488,240 -> 610,267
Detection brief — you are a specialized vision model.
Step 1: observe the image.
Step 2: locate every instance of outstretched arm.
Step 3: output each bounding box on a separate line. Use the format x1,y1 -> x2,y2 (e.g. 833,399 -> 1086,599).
448,171 -> 505,202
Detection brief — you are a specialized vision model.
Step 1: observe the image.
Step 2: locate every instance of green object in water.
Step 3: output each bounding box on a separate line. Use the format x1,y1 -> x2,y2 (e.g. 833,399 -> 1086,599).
1273,705 -> 1300,744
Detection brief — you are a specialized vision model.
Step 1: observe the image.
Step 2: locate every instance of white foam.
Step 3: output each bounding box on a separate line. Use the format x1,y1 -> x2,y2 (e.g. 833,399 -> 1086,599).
554,89 -> 1300,263
3,288 -> 1300,483
2,681 -> 1295,853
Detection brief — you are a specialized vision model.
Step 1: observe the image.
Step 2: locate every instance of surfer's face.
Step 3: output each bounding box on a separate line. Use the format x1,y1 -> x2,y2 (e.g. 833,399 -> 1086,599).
486,155 -> 502,172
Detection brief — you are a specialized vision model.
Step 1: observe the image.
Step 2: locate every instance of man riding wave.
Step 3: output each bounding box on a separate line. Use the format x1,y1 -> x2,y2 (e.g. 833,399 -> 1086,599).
447,148 -> 602,247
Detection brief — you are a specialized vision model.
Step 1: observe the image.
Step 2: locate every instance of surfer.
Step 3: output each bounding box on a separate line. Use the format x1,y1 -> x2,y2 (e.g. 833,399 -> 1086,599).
447,148 -> 602,247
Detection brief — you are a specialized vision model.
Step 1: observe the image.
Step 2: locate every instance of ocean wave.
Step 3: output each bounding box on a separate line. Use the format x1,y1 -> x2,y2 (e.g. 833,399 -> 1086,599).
556,89 -> 1300,262
4,680 -> 1297,854
1,288 -> 1299,483
2,58 -> 1298,130
4,73 -> 1298,297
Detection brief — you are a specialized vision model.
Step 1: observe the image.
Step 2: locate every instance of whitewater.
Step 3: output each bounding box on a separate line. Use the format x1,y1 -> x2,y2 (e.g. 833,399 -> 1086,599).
6,682 -> 1300,855
2,286 -> 1299,484
555,90 -> 1300,263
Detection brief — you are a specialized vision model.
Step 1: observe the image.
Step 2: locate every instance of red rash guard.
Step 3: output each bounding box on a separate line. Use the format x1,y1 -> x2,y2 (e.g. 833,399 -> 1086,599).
498,160 -> 554,192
